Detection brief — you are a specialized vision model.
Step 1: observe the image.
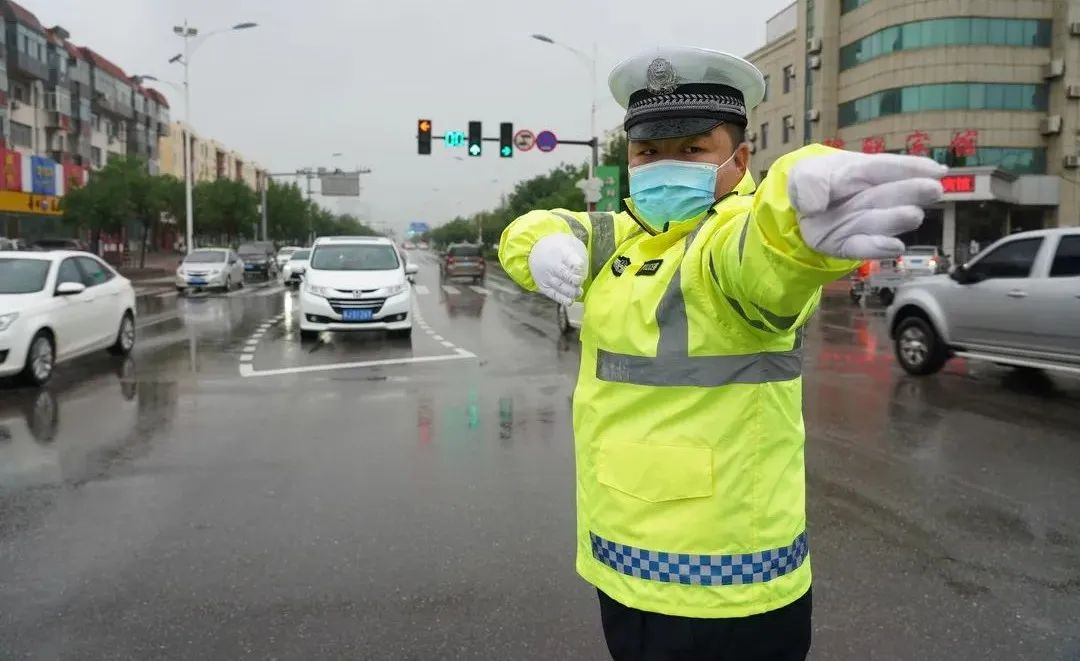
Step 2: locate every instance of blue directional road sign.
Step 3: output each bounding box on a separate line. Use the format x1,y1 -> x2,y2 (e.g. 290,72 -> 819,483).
444,131 -> 466,147
536,130 -> 558,153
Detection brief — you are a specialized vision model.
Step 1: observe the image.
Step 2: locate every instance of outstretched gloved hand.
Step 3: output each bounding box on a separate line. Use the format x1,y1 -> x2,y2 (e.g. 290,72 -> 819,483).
788,152 -> 947,260
528,233 -> 587,306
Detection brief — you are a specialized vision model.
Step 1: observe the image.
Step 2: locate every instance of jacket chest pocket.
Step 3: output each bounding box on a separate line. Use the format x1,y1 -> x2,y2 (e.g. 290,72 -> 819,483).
597,440 -> 713,503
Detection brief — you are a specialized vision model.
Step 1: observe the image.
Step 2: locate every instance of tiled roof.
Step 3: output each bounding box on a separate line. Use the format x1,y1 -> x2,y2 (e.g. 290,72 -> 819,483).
3,1 -> 45,33
79,46 -> 130,83
144,87 -> 170,108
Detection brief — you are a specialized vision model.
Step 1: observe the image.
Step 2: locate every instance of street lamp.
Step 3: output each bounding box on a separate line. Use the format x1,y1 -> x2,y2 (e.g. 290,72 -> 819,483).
169,20 -> 257,254
532,34 -> 598,197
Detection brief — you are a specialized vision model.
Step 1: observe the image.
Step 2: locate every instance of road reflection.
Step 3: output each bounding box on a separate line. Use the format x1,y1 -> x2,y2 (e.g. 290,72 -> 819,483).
0,359 -> 178,490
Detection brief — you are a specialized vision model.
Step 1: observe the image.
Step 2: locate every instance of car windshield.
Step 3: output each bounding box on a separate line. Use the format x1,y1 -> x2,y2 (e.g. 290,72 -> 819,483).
311,244 -> 400,271
0,258 -> 51,293
905,247 -> 937,255
184,250 -> 227,264
278,248 -> 298,257
238,244 -> 270,256
290,250 -> 311,261
450,245 -> 481,257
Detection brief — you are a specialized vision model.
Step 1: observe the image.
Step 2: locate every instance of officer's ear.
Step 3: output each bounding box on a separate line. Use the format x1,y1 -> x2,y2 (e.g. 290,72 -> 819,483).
733,142 -> 751,177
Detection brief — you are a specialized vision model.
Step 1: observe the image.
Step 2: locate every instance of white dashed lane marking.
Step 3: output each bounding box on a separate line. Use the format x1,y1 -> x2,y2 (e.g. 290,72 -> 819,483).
441,285 -> 461,295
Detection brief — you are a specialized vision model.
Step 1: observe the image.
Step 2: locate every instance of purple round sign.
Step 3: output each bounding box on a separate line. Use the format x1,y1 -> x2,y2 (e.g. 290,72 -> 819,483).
536,130 -> 558,153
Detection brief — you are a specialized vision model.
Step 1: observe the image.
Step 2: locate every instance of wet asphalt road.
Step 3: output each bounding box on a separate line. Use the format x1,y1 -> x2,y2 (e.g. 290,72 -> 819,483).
1,252 -> 1078,660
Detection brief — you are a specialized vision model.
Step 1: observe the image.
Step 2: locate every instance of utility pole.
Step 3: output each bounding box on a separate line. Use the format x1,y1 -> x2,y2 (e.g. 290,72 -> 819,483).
260,175 -> 268,241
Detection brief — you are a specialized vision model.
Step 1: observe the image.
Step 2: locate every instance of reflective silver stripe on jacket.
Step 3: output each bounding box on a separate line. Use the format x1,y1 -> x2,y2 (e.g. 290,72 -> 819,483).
552,211 -> 617,280
596,218 -> 803,387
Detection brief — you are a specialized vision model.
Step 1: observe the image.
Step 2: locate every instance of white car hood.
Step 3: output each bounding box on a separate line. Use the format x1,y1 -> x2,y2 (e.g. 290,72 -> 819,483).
0,292 -> 46,313
306,269 -> 402,290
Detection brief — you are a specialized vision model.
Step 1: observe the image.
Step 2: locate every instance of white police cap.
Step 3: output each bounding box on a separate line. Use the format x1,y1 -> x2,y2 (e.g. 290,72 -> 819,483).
608,46 -> 767,141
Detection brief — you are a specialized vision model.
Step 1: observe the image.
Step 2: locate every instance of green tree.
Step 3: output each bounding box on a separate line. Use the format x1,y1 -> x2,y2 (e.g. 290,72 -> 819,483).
601,131 -> 630,204
193,178 -> 258,245
265,180 -> 311,243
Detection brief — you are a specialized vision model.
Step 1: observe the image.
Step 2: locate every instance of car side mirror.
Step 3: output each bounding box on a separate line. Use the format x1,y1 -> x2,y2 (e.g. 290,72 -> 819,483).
405,263 -> 419,275
56,281 -> 86,296
950,265 -> 980,285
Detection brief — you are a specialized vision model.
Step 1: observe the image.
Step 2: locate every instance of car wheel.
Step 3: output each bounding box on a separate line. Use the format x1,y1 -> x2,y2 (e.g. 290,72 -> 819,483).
222,276 -> 232,293
878,288 -> 895,306
557,304 -> 572,336
176,286 -> 187,297
108,312 -> 136,356
300,329 -> 319,342
388,328 -> 412,341
20,331 -> 55,387
894,317 -> 948,376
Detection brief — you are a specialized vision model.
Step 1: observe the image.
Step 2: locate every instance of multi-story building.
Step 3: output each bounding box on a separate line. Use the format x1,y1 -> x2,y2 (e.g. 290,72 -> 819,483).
159,120 -> 267,192
747,0 -> 1080,262
80,46 -> 130,168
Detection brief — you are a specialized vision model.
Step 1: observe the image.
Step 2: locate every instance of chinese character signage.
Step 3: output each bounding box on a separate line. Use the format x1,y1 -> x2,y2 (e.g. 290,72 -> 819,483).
31,156 -> 58,196
821,138 -> 845,149
1,148 -> 21,191
940,175 -> 976,194
596,165 -> 622,213
950,129 -> 978,158
906,131 -> 930,156
861,136 -> 885,154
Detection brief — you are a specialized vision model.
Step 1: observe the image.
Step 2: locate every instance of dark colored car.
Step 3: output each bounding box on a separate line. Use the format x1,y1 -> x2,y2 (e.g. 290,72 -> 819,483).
237,242 -> 278,279
440,243 -> 486,283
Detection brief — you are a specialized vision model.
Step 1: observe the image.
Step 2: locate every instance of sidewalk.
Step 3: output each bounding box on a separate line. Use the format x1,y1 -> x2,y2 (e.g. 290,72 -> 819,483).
119,252 -> 182,282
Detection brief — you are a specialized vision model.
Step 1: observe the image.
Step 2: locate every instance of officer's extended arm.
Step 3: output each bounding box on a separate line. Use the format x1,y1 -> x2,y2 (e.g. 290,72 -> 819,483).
708,145 -> 945,334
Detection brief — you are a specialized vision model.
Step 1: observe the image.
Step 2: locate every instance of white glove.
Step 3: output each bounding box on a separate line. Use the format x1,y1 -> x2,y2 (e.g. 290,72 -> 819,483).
528,233 -> 587,306
788,152 -> 947,259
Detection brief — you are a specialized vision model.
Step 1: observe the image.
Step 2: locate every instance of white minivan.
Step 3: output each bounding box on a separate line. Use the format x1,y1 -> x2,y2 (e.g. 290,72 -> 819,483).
299,236 -> 419,341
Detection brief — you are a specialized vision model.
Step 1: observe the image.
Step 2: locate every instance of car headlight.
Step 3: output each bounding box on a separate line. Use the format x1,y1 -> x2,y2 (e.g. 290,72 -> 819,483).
305,283 -> 332,297
385,283 -> 408,297
0,312 -> 18,332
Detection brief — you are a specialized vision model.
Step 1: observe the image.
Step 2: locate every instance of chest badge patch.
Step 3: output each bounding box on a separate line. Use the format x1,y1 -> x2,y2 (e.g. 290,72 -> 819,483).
611,256 -> 632,277
635,259 -> 663,276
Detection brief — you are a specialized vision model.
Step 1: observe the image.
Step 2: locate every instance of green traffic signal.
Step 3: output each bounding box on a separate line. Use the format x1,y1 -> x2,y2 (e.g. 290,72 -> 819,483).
469,144 -> 481,156
501,145 -> 512,157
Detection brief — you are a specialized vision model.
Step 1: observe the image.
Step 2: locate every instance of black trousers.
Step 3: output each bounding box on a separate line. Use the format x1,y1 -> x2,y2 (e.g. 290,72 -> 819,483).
597,588 -> 812,661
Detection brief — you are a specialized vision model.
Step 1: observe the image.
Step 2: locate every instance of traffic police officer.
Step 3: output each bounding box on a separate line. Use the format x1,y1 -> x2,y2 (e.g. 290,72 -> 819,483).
499,46 -> 945,660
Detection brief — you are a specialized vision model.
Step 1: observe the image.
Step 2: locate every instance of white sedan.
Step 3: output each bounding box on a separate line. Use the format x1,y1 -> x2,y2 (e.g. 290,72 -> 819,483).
175,248 -> 245,293
0,251 -> 136,386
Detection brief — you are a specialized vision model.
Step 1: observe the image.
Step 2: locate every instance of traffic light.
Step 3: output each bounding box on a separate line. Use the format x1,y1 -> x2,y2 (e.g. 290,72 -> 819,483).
499,122 -> 513,158
468,121 -> 482,157
417,119 -> 432,155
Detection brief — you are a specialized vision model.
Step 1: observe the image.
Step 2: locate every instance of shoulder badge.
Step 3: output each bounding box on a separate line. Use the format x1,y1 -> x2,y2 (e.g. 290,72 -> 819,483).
635,259 -> 663,276
611,256 -> 631,277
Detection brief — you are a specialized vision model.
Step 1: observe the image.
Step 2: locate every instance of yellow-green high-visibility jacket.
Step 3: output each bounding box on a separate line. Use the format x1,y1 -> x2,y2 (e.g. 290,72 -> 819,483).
499,145 -> 859,619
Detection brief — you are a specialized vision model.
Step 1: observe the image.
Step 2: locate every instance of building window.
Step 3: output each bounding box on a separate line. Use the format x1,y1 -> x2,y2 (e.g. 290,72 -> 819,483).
10,121 -> 31,147
760,122 -> 769,149
841,0 -> 872,14
839,18 -> 1053,70
782,66 -> 794,93
838,83 -> 1048,127
925,146 -> 1046,174
782,116 -> 793,143
762,75 -> 769,102
92,146 -> 102,167
11,82 -> 28,104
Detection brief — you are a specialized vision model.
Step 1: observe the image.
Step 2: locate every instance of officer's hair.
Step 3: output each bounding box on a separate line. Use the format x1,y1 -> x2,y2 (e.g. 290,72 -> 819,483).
724,123 -> 747,148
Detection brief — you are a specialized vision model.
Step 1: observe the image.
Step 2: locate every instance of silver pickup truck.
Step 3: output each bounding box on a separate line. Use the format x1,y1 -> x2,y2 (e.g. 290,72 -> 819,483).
887,228 -> 1080,376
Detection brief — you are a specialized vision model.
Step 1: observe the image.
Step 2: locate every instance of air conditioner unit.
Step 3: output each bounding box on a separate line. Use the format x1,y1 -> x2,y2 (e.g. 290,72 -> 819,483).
806,108 -> 820,122
745,129 -> 757,142
808,55 -> 822,70
807,36 -> 822,54
784,116 -> 796,129
1064,154 -> 1080,169
1070,22 -> 1080,36
1040,114 -> 1063,135
1043,58 -> 1065,79
1067,84 -> 1080,99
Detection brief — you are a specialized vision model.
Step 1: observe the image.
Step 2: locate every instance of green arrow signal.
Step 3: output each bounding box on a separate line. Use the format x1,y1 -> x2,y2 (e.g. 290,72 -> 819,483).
501,145 -> 512,157
469,143 -> 481,156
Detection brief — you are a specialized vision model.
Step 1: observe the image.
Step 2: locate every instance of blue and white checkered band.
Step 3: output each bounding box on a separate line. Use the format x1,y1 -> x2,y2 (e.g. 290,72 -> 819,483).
623,92 -> 747,127
590,531 -> 809,586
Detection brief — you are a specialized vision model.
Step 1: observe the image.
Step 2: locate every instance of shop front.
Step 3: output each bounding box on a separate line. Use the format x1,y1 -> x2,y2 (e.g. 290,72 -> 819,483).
899,167 -> 1059,264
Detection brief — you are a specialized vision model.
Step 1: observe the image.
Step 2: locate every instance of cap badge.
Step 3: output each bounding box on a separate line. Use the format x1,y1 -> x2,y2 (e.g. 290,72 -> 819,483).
646,58 -> 678,95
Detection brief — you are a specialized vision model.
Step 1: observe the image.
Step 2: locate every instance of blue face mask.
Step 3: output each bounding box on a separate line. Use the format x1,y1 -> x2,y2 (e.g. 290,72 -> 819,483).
628,155 -> 734,229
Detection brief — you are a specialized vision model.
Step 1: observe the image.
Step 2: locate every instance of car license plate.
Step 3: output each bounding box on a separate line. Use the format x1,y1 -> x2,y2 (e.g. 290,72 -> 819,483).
245,264 -> 257,270
343,309 -> 373,322
189,278 -> 206,285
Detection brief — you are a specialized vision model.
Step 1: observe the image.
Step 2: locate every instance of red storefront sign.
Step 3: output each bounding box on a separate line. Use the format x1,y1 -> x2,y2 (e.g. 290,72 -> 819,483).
940,174 -> 976,193
1,148 -> 21,191
906,131 -> 930,156
861,136 -> 885,154
821,138 -> 846,149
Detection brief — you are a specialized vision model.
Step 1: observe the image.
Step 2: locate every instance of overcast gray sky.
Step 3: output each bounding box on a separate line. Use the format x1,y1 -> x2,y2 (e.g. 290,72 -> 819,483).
36,0 -> 794,235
